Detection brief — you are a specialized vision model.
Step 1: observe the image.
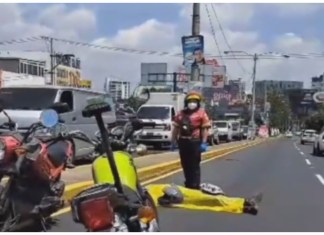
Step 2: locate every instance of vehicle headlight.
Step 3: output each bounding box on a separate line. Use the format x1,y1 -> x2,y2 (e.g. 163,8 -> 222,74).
0,150 -> 4,161
0,141 -> 5,161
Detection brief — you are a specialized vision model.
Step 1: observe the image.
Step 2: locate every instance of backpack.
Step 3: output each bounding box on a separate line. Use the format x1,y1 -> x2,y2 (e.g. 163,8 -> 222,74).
179,111 -> 203,139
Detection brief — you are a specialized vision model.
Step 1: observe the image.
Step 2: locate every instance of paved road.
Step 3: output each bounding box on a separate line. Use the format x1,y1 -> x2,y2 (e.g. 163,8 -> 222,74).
42,138 -> 324,231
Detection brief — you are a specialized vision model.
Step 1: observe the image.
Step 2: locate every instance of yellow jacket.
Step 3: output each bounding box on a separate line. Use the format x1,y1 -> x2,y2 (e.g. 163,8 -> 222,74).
146,184 -> 245,214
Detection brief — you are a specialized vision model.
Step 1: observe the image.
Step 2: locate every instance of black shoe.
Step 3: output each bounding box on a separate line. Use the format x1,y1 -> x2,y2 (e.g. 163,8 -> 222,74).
66,162 -> 75,169
243,193 -> 263,215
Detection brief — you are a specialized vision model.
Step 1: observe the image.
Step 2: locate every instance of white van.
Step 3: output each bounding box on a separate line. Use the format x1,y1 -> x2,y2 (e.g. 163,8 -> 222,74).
0,86 -> 116,161
213,120 -> 233,142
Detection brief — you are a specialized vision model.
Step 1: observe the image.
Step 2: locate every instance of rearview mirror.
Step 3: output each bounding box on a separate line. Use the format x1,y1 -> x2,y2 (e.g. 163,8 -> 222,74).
49,102 -> 70,114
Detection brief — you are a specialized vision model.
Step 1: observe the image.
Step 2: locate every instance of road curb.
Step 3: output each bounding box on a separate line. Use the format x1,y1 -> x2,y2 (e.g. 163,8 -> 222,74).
62,139 -> 268,204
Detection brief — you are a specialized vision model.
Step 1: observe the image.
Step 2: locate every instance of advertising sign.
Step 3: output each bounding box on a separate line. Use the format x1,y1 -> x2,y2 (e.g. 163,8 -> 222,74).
201,85 -> 240,107
79,80 -> 92,88
181,35 -> 205,68
313,91 -> 324,103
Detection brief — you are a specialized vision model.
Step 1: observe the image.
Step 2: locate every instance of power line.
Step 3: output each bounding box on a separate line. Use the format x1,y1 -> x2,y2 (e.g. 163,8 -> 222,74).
204,4 -> 225,65
41,36 -> 184,58
0,36 -> 42,46
210,3 -> 249,76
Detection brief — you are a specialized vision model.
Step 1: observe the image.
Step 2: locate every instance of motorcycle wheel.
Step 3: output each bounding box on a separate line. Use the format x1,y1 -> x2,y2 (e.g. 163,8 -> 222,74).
0,203 -> 14,232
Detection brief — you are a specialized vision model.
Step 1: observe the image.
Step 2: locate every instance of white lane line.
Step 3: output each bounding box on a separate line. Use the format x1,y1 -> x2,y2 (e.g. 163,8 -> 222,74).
305,159 -> 311,165
300,151 -> 305,155
315,174 -> 324,186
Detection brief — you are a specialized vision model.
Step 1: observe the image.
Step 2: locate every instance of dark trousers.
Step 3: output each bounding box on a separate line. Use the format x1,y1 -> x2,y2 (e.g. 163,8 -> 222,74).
178,138 -> 201,189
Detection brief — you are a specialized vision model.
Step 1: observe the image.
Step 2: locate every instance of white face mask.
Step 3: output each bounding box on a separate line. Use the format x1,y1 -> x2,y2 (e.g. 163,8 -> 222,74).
188,102 -> 198,110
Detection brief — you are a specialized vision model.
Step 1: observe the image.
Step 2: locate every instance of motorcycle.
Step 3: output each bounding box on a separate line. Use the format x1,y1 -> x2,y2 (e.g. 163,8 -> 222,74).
0,104 -> 81,232
70,94 -> 160,232
0,108 -> 23,182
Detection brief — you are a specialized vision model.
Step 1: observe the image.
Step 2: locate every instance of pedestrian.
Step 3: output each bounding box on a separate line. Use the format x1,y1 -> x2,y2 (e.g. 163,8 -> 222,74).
171,91 -> 211,189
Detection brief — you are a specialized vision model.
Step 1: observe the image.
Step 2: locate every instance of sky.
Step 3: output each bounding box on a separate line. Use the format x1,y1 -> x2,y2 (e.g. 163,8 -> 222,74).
1,3 -> 324,90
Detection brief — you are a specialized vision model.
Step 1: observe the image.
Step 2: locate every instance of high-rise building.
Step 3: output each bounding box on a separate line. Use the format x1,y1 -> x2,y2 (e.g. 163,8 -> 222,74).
255,80 -> 303,100
105,78 -> 131,101
311,75 -> 324,91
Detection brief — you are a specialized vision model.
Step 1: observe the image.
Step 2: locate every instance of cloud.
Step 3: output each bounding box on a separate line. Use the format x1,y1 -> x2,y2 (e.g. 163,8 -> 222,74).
274,3 -> 324,17
0,3 -> 324,92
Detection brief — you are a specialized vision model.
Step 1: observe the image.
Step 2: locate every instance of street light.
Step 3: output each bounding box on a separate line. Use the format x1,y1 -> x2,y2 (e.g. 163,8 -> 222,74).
223,50 -> 289,128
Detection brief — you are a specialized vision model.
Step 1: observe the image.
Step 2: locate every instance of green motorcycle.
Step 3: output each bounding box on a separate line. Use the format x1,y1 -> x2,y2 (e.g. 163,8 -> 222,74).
70,96 -> 159,232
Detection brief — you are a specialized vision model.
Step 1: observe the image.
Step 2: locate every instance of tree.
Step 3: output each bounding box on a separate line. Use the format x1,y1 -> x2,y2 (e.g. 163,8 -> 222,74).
304,104 -> 324,132
268,91 -> 291,131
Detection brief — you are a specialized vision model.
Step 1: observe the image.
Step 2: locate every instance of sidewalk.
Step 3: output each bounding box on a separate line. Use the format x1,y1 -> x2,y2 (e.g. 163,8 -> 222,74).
61,140 -> 251,184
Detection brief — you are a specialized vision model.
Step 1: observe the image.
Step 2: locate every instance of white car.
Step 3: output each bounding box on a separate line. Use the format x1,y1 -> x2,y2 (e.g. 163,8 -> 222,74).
313,131 -> 324,156
300,129 -> 317,145
285,131 -> 293,138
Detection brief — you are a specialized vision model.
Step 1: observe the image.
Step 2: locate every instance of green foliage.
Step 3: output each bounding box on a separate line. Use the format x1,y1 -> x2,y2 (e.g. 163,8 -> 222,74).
268,91 -> 291,130
304,104 -> 324,132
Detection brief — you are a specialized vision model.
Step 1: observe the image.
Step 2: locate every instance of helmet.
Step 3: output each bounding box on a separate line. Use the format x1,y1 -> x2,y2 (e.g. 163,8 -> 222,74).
185,91 -> 202,102
157,185 -> 184,206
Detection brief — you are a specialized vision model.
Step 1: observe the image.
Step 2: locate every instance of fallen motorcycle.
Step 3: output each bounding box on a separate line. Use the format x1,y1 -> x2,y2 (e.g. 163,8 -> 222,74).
71,95 -> 160,232
0,104 -> 80,232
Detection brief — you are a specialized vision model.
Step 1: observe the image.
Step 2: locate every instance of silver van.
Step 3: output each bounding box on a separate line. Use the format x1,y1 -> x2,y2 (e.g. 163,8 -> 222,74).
0,85 -> 116,161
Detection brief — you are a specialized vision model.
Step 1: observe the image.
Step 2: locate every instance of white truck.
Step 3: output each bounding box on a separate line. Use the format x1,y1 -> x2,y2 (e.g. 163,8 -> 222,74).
134,92 -> 186,149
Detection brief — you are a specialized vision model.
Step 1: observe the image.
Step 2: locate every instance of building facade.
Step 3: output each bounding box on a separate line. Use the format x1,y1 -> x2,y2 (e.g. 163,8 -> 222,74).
255,80 -> 303,100
0,50 -> 91,88
311,75 -> 324,91
105,78 -> 131,100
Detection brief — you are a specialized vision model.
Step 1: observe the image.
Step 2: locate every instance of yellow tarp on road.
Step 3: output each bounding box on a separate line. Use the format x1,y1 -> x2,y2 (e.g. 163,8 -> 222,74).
146,184 -> 245,214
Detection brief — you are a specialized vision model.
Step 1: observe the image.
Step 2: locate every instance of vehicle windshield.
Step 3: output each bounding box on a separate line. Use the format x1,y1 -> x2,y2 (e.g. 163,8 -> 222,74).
0,88 -> 58,110
137,106 -> 170,119
304,131 -> 316,136
215,122 -> 227,128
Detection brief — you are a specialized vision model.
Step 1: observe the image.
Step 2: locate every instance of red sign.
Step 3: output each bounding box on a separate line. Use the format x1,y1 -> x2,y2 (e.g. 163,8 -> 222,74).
206,59 -> 219,67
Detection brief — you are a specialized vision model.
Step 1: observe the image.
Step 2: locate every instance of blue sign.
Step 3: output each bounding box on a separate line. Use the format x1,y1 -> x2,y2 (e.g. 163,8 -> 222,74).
181,35 -> 205,68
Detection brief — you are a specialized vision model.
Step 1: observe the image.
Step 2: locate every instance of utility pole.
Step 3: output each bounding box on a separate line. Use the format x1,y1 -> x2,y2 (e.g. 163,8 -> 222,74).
50,37 -> 54,85
251,53 -> 258,127
190,3 -> 200,85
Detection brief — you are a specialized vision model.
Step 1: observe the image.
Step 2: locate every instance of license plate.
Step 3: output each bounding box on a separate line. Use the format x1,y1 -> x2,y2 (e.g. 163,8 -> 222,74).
147,132 -> 153,136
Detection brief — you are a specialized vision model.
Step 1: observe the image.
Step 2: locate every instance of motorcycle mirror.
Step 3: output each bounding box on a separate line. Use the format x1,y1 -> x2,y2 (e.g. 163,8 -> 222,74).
40,109 -> 59,128
49,102 -> 70,114
138,88 -> 150,102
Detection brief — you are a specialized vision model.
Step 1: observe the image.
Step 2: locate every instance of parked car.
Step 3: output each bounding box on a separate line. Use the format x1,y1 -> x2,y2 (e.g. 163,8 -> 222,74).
210,123 -> 220,145
213,120 -> 233,143
242,125 -> 249,139
313,131 -> 324,156
300,129 -> 317,145
285,131 -> 293,138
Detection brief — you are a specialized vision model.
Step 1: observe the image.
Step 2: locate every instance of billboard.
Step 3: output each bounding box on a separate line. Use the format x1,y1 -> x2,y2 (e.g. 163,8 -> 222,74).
140,63 -> 167,85
181,35 -> 205,68
202,85 -> 240,107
